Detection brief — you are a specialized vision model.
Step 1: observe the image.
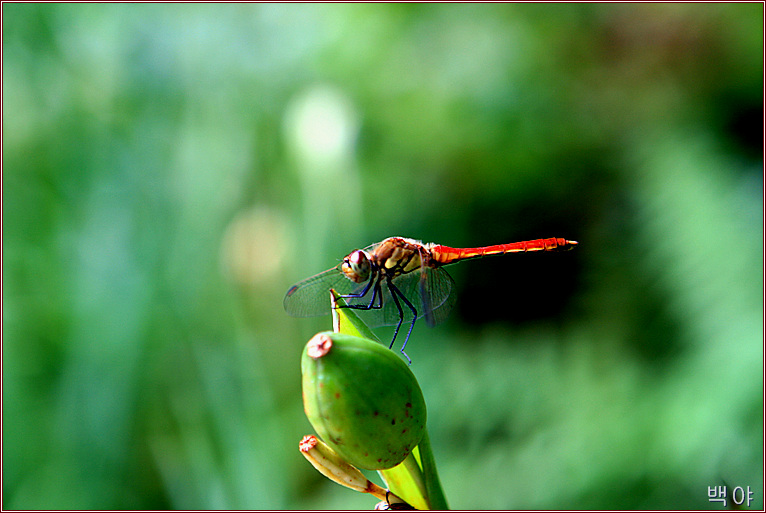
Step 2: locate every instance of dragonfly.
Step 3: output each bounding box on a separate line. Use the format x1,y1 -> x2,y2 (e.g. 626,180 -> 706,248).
284,236 -> 577,363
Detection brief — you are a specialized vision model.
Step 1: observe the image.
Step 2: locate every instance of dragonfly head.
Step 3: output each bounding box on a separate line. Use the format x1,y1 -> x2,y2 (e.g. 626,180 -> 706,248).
341,250 -> 371,283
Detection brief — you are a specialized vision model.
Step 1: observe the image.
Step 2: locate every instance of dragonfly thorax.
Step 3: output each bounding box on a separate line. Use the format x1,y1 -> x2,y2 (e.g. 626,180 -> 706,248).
369,237 -> 428,278
341,249 -> 372,283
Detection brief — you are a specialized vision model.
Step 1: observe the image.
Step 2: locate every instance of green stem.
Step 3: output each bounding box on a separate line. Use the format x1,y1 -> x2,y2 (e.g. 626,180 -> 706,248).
417,430 -> 448,510
401,450 -> 428,501
379,430 -> 449,510
379,452 -> 428,510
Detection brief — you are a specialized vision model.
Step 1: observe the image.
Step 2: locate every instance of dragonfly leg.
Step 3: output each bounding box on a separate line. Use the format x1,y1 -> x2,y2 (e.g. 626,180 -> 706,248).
387,279 -> 417,365
387,286 -> 405,354
341,274 -> 384,311
339,271 -> 376,301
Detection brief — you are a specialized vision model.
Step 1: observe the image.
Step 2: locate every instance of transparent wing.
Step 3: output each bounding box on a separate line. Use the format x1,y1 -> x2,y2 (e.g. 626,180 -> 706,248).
283,265 -> 358,317
284,263 -> 457,328
418,266 -> 457,327
360,266 -> 456,328
283,266 -> 396,327
403,266 -> 456,327
284,243 -> 382,318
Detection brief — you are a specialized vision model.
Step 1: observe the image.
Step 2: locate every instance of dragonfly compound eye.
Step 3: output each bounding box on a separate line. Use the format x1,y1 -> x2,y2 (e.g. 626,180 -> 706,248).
341,250 -> 371,283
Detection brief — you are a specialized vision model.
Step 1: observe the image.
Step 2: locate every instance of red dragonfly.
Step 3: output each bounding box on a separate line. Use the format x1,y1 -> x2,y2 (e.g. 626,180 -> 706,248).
284,236 -> 577,362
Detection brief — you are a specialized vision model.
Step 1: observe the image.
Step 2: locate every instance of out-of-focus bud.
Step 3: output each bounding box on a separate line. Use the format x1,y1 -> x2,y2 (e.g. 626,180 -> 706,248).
301,332 -> 427,470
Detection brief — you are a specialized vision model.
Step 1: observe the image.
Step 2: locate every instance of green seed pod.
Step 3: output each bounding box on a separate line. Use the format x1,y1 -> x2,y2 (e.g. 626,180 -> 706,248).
302,332 -> 427,470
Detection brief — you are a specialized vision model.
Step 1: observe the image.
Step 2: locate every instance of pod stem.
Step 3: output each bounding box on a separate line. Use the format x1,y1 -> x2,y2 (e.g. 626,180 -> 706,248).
417,430 -> 449,510
378,430 -> 448,510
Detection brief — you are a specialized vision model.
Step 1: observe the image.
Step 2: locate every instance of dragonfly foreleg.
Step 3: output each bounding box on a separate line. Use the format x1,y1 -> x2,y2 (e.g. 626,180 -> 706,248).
387,279 -> 417,365
340,273 -> 384,311
340,271 -> 375,299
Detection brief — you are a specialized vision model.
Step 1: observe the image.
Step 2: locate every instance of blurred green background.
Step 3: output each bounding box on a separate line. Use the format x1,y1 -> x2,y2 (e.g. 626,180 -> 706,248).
3,3 -> 763,510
